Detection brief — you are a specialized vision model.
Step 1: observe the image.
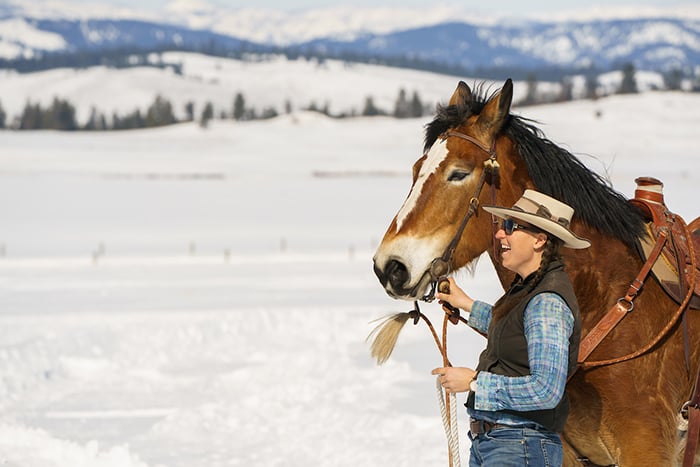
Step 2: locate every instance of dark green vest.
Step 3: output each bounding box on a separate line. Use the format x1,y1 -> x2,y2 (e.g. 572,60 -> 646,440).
466,260 -> 581,432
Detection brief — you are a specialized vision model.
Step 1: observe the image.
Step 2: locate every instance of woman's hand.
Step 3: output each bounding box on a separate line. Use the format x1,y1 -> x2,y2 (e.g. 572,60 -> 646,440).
431,366 -> 477,393
435,277 -> 475,312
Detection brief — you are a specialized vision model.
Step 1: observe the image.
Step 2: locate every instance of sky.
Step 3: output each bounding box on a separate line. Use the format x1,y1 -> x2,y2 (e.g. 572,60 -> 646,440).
63,0 -> 694,16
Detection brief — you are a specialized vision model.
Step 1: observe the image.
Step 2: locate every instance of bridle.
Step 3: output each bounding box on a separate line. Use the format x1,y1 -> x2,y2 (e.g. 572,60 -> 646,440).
401,130 -> 500,467
411,130 -> 500,307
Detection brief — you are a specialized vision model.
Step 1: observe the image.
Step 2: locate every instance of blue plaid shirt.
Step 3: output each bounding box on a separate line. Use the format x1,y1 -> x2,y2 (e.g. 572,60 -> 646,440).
467,293 -> 574,428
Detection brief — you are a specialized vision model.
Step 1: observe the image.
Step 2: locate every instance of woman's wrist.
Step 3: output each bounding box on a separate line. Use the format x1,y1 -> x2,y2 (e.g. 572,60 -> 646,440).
469,371 -> 480,392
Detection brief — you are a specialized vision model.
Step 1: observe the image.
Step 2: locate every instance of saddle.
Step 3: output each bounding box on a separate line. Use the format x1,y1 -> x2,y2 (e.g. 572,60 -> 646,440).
629,177 -> 700,310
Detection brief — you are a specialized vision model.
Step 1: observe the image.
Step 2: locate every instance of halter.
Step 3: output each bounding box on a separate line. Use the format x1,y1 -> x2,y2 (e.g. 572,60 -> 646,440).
416,130 -> 500,305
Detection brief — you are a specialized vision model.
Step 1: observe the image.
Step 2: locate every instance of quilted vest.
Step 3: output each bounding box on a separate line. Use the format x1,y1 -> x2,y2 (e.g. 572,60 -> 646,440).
466,260 -> 581,433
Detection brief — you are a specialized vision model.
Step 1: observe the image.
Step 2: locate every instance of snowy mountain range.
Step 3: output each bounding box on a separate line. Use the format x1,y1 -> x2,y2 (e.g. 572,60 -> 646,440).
1,0 -> 700,73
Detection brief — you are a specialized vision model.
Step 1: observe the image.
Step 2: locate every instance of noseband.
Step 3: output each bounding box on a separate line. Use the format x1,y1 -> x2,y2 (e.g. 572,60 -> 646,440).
415,130 -> 500,304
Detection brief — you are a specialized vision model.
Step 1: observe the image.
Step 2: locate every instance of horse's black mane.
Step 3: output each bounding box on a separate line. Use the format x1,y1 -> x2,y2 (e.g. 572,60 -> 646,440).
424,84 -> 646,251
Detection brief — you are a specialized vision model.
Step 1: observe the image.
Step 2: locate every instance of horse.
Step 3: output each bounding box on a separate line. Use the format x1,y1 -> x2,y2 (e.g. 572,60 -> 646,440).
372,78 -> 700,466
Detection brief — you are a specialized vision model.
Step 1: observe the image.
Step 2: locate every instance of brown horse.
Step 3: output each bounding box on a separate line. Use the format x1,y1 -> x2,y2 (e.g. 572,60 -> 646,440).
372,79 -> 699,466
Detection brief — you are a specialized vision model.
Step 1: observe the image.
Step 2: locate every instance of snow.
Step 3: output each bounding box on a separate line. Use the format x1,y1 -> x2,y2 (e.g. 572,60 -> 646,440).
0,65 -> 698,465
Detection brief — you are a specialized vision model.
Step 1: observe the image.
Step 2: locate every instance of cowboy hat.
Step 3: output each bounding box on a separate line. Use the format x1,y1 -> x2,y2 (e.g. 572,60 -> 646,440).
482,189 -> 591,249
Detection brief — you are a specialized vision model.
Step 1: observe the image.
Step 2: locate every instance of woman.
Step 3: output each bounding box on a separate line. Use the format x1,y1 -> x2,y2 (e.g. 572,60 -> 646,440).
431,189 -> 591,467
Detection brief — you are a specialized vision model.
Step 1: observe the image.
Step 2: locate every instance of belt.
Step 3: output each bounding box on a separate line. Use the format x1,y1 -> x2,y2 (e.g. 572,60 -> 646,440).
469,418 -> 509,435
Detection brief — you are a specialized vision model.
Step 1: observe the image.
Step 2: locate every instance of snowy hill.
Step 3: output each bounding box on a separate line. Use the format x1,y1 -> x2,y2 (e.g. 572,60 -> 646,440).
0,51 -> 670,128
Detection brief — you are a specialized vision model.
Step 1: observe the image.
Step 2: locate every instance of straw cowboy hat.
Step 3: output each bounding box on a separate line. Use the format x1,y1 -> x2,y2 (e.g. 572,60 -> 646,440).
483,189 -> 591,249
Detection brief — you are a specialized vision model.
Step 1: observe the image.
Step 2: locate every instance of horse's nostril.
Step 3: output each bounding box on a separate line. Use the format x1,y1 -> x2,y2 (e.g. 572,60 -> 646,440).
373,261 -> 387,286
385,259 -> 409,290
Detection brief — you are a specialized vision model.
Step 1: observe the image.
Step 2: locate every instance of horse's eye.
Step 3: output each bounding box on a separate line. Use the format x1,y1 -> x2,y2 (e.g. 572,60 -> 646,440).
447,171 -> 469,182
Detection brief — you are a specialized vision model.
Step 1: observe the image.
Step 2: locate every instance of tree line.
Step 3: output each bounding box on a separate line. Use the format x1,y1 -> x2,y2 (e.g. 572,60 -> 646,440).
0,87 -> 432,131
0,62 -> 696,131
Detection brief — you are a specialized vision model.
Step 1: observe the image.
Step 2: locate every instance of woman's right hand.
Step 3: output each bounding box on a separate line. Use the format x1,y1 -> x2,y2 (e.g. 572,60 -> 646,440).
435,277 -> 475,312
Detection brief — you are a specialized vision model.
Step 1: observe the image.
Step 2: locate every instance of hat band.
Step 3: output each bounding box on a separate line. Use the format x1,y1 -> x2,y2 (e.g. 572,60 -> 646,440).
516,196 -> 571,228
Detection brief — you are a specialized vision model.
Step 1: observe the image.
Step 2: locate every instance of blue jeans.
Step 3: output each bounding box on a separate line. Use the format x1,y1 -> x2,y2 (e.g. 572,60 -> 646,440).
468,427 -> 563,466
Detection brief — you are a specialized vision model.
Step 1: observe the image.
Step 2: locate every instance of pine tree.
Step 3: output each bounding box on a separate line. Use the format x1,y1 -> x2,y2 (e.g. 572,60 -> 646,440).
233,93 -> 245,121
185,101 -> 195,121
393,88 -> 409,118
619,63 -> 638,94
584,73 -> 599,100
410,91 -> 423,118
19,101 -> 42,130
523,73 -> 538,105
200,101 -> 214,128
145,95 -> 176,127
54,98 -> 77,130
663,68 -> 683,91
0,100 -> 6,129
362,96 -> 381,116
559,77 -> 573,102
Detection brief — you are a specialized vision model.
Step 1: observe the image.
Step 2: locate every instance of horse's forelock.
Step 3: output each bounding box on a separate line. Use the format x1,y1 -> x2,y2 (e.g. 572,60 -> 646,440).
423,84 -> 496,153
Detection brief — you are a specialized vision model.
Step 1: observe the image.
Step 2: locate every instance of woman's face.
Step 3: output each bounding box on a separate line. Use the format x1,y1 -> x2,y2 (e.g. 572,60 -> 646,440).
495,218 -> 547,277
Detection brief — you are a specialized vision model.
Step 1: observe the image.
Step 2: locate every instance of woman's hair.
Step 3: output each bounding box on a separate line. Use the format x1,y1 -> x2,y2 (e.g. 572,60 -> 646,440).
529,233 -> 563,289
490,232 -> 563,322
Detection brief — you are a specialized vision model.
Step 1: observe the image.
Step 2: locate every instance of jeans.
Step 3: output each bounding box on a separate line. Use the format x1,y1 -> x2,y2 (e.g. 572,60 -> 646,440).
468,427 -> 563,466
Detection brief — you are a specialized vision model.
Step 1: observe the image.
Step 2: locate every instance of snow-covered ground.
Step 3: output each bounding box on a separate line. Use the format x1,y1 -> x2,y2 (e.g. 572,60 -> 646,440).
0,88 -> 698,466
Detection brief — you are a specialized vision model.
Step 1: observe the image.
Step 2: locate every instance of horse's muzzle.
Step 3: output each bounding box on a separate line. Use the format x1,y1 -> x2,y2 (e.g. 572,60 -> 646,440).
373,258 -> 429,300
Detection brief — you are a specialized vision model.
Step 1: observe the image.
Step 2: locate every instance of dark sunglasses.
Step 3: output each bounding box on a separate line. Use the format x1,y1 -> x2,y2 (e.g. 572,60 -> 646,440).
500,218 -> 536,235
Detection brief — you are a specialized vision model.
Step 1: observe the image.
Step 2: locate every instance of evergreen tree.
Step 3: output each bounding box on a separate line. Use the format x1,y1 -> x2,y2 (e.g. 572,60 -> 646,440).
523,73 -> 538,105
200,101 -> 214,128
393,88 -> 409,118
233,93 -> 245,120
362,96 -> 381,116
145,95 -> 176,127
84,106 -> 99,130
663,68 -> 683,91
185,101 -> 195,121
410,91 -> 424,118
0,100 -> 6,129
19,101 -> 42,130
261,107 -> 279,119
619,63 -> 638,94
584,73 -> 599,100
51,98 -> 78,130
559,77 -> 573,102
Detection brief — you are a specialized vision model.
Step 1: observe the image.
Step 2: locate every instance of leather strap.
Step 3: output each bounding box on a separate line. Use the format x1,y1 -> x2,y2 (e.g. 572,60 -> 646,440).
683,368 -> 700,467
577,228 -> 669,365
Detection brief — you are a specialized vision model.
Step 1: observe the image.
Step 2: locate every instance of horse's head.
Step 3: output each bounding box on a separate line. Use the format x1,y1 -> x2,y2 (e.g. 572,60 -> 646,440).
373,79 -> 525,301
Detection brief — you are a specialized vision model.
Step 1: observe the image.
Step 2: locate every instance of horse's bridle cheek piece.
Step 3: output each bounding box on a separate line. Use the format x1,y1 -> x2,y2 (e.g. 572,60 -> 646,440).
417,130 -> 500,305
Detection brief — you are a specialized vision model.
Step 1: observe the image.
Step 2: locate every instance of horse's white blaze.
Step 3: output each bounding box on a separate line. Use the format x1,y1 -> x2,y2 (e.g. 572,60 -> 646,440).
395,139 -> 448,232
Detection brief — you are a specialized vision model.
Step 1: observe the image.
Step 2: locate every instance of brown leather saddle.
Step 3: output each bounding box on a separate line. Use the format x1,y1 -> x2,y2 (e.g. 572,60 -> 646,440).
629,177 -> 700,310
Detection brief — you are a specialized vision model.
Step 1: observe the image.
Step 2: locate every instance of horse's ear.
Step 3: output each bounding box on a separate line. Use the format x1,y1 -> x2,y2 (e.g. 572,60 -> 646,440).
477,78 -> 513,135
448,81 -> 472,107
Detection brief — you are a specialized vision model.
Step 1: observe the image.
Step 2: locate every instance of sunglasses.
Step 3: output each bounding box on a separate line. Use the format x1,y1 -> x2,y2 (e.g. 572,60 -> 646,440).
500,218 -> 536,235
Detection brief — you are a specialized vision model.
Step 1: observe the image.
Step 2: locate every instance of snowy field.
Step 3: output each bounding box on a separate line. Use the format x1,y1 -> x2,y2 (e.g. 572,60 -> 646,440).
0,89 -> 698,466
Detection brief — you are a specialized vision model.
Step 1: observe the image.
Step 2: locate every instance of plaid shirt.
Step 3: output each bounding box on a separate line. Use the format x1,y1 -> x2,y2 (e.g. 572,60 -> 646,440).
467,293 -> 574,427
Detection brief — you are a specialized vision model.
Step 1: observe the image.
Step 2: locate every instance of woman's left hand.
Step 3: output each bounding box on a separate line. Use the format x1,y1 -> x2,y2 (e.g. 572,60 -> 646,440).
431,367 -> 476,393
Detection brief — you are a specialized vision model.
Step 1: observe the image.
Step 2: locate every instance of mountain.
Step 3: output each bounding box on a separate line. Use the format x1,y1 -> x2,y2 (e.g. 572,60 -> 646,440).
1,1 -> 699,74
298,18 -> 700,74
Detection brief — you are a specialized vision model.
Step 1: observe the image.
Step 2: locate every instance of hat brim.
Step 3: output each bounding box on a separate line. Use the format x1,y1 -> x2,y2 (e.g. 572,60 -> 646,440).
483,205 -> 591,249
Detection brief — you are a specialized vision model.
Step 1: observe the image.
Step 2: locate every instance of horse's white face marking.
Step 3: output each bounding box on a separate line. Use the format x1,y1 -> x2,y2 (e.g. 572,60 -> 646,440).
395,139 -> 448,232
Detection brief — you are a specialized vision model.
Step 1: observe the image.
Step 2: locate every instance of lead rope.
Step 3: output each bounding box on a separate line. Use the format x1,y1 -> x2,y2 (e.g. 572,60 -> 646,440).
413,301 -> 465,467
439,313 -> 461,467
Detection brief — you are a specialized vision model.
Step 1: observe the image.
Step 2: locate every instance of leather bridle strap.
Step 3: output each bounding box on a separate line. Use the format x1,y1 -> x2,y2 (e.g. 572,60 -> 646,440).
438,131 -> 498,266
418,131 -> 499,306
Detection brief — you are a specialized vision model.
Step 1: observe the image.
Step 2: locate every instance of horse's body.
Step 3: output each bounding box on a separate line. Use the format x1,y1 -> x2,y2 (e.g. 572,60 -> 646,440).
372,79 -> 699,466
